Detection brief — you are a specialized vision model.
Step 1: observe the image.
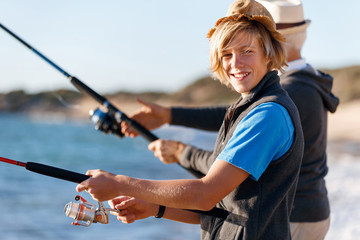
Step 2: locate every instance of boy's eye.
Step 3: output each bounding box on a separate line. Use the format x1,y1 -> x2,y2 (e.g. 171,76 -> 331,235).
222,53 -> 232,58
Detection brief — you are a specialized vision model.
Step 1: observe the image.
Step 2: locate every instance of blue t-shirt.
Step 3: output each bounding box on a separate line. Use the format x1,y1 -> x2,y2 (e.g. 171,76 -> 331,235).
217,102 -> 294,181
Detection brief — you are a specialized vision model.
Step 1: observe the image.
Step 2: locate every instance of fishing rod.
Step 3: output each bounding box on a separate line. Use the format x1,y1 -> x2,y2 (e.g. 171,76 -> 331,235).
0,156 -> 116,226
0,156 -> 229,220
0,156 -> 89,183
0,22 -> 157,142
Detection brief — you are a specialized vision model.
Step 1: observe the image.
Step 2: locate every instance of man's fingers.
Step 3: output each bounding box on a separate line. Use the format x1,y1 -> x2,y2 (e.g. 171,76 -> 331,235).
136,98 -> 152,109
76,183 -> 87,193
115,197 -> 136,210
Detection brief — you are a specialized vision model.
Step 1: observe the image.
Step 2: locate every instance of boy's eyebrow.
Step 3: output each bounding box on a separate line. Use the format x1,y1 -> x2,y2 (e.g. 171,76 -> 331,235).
223,43 -> 255,53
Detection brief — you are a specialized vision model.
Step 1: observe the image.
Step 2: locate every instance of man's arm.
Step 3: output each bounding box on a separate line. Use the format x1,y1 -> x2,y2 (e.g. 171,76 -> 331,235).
122,98 -> 228,137
147,140 -> 214,177
179,146 -> 214,177
171,106 -> 227,131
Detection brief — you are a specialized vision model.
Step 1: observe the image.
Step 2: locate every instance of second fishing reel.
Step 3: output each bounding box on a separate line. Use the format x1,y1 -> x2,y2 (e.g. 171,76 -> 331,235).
64,195 -> 119,227
89,107 -> 124,138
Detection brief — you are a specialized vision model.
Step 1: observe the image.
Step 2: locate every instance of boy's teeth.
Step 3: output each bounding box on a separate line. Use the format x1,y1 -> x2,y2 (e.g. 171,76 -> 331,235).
234,73 -> 248,78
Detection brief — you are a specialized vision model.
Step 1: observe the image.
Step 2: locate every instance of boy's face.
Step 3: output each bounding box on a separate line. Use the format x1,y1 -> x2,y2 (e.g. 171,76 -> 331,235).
221,31 -> 268,96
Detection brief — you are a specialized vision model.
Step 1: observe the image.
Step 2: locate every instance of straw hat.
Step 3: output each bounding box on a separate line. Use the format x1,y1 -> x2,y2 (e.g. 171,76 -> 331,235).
255,0 -> 311,35
208,0 -> 285,43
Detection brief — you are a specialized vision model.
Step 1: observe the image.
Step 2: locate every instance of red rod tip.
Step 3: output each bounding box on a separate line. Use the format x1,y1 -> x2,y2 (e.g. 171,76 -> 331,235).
0,156 -> 26,167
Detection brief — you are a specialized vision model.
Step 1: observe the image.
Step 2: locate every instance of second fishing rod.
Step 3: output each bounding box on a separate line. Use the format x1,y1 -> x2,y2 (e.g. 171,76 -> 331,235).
0,22 -> 157,142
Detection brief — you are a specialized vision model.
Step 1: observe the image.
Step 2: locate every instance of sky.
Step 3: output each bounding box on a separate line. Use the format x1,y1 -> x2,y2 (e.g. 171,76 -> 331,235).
0,0 -> 359,94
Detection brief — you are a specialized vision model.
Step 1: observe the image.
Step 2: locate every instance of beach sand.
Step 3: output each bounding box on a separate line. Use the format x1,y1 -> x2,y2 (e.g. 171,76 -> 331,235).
327,99 -> 360,158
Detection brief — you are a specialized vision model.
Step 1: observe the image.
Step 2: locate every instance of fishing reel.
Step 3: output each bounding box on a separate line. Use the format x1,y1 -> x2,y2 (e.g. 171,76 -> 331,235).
64,195 -> 119,227
89,107 -> 124,138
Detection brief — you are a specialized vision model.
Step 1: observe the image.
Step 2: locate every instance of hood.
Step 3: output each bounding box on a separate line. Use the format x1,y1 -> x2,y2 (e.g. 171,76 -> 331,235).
283,65 -> 339,113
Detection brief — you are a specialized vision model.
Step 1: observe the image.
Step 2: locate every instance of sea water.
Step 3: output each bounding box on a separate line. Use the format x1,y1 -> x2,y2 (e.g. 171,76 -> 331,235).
0,113 -> 359,239
0,113 -> 217,240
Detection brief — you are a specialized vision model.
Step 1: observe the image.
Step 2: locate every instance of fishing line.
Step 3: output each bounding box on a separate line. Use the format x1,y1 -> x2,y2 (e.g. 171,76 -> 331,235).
52,92 -> 80,109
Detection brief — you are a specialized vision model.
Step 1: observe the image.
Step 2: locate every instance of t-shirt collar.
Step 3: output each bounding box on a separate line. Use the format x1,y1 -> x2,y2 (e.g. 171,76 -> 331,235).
279,58 -> 307,75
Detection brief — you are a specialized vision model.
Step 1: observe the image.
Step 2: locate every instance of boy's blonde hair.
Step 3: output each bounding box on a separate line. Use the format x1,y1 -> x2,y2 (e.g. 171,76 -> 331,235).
208,16 -> 287,87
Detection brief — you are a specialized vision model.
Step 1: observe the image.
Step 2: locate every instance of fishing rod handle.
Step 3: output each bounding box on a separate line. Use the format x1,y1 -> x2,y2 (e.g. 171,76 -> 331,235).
25,162 -> 89,184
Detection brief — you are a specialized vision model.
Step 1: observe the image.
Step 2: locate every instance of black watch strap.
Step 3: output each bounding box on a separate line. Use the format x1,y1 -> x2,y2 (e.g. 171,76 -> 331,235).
155,205 -> 166,218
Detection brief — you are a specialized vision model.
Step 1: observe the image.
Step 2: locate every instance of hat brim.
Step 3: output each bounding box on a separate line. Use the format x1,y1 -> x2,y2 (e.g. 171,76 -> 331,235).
278,20 -> 311,35
208,14 -> 286,44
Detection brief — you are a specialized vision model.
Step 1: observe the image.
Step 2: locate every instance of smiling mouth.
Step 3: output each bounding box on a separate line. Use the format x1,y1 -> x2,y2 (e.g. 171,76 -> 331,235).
231,72 -> 250,80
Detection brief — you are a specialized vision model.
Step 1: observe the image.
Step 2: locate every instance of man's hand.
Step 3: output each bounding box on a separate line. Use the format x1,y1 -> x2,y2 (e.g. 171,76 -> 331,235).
108,196 -> 159,224
148,139 -> 186,164
122,98 -> 171,137
76,169 -> 126,202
